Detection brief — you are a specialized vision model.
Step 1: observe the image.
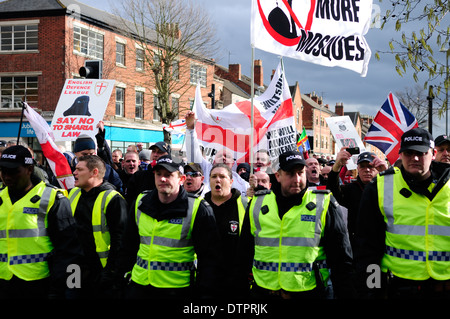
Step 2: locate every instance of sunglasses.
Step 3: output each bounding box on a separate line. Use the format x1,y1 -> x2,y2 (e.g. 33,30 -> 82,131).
185,171 -> 202,177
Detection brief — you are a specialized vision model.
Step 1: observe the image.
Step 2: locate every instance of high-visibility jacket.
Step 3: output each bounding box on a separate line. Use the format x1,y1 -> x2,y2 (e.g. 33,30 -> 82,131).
131,193 -> 202,288
0,182 -> 57,281
237,195 -> 247,235
249,189 -> 330,292
378,167 -> 450,280
68,187 -> 122,267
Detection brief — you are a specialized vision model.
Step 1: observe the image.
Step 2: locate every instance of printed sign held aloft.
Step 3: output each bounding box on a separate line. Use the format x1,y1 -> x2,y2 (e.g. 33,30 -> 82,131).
251,0 -> 373,76
51,79 -> 115,141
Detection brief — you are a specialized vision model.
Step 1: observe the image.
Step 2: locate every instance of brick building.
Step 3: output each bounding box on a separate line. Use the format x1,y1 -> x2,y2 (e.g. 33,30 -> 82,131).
0,0 -> 219,155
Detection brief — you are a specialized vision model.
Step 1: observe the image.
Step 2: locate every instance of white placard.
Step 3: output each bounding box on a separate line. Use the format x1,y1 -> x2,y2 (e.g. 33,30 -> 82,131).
51,79 -> 115,141
326,116 -> 366,170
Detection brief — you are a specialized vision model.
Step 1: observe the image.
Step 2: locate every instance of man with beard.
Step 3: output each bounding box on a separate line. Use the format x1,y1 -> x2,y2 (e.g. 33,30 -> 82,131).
306,157 -> 326,189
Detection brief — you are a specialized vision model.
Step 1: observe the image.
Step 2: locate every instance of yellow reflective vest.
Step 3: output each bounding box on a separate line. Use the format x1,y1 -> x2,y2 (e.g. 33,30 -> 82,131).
131,192 -> 202,288
249,189 -> 330,292
0,182 -> 57,281
378,167 -> 450,280
68,187 -> 122,268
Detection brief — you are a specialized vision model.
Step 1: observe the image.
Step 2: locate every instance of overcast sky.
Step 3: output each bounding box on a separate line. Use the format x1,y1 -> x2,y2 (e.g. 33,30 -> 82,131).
81,0 -> 449,137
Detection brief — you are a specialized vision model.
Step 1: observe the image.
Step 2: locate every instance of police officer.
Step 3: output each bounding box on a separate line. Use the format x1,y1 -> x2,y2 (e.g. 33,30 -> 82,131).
240,150 -> 355,299
355,128 -> 450,299
0,145 -> 83,299
119,155 -> 221,299
69,155 -> 128,298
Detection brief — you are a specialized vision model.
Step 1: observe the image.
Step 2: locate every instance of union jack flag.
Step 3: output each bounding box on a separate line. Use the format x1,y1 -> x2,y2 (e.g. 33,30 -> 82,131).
364,92 -> 418,165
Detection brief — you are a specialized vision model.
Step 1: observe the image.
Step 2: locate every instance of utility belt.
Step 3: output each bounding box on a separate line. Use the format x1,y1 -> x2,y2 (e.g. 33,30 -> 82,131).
387,273 -> 450,294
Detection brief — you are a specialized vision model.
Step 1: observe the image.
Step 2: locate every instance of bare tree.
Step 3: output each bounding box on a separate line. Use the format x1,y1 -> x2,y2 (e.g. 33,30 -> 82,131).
396,84 -> 441,128
111,0 -> 219,143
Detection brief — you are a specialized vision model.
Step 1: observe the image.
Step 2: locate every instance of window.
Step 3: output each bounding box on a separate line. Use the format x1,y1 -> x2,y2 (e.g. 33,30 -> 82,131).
153,94 -> 160,121
73,25 -> 103,59
0,23 -> 38,52
172,96 -> 179,119
135,91 -> 144,119
172,60 -> 179,80
190,64 -> 207,87
116,42 -> 125,65
1,76 -> 38,109
136,49 -> 144,71
115,87 -> 124,116
296,109 -> 300,125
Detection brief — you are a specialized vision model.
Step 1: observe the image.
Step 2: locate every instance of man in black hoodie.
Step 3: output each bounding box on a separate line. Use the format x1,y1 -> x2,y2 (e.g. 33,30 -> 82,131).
69,155 -> 128,298
119,155 -> 221,299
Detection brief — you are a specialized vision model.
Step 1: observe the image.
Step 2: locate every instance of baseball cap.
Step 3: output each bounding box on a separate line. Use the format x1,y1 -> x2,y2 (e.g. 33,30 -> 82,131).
150,141 -> 171,155
184,162 -> 203,175
435,135 -> 450,147
399,128 -> 434,153
278,150 -> 306,171
0,145 -> 35,168
0,140 -> 7,147
153,155 -> 183,173
357,152 -> 376,165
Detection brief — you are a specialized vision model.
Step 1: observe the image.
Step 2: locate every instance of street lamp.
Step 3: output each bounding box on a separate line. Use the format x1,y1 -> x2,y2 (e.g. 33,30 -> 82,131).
440,48 -> 449,135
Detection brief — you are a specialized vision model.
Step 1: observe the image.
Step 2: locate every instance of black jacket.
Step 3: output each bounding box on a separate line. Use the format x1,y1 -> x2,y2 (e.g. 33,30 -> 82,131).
326,169 -> 367,249
72,182 -> 128,285
119,186 -> 221,298
124,168 -> 155,205
354,162 -> 450,298
204,189 -> 249,298
239,183 -> 356,299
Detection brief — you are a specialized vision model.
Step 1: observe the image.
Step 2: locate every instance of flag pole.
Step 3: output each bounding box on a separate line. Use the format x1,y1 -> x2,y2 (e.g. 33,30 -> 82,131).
250,47 -> 255,173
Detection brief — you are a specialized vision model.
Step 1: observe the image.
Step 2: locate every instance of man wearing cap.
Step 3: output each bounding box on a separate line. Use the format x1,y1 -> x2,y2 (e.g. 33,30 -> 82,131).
355,128 -> 450,299
327,147 -> 388,251
434,134 -> 450,164
124,141 -> 170,205
0,146 -> 83,299
239,150 -> 355,299
138,149 -> 151,170
183,162 -> 205,196
118,155 -> 221,299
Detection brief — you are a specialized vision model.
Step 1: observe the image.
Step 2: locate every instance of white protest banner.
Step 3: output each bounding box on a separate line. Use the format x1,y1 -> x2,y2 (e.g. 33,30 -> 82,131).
51,79 -> 115,141
326,115 -> 366,170
251,0 -> 373,76
192,61 -> 296,164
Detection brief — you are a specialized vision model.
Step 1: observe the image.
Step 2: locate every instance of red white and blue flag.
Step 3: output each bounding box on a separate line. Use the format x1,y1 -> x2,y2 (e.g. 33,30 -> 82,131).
364,92 -> 419,164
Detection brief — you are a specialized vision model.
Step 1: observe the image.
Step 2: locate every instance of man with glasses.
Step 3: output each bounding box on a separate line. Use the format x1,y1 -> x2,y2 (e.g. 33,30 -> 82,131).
183,163 -> 205,197
356,128 -> 450,299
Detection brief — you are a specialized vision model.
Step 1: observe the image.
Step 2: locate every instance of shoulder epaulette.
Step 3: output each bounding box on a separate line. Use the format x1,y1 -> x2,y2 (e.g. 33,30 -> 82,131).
187,192 -> 199,198
379,166 -> 396,176
254,189 -> 272,196
312,189 -> 331,194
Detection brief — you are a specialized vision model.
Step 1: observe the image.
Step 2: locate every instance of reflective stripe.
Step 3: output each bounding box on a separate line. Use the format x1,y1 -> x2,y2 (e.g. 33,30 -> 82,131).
252,193 -> 325,248
387,246 -> 450,262
383,174 -> 426,236
136,257 -> 193,271
136,195 -> 195,247
9,253 -> 49,265
7,186 -> 53,239
253,259 -> 328,272
429,225 -> 450,237
99,189 -> 112,233
0,230 -> 6,239
68,188 -> 81,202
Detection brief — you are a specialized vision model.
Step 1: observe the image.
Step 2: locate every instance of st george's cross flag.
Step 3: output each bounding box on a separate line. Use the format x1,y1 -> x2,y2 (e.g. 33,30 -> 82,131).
23,103 -> 75,190
191,61 -> 296,164
364,92 -> 419,165
251,0 -> 373,76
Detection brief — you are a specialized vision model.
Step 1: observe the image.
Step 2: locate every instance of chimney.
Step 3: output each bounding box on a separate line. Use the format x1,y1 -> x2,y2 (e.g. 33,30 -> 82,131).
229,64 -> 241,81
311,92 -> 318,103
254,59 -> 263,87
335,102 -> 344,116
